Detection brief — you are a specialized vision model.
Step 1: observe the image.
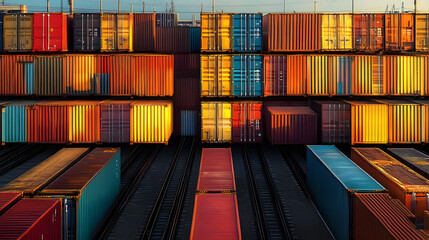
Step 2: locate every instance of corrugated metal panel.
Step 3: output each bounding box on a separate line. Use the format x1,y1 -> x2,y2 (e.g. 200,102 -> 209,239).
416,14 -> 429,51
3,13 -> 33,51
133,13 -> 156,52
190,194 -> 241,240
201,13 -> 232,52
385,13 -> 414,51
189,27 -> 201,53
0,55 -> 35,95
155,26 -> 190,53
69,101 -> 100,143
415,100 -> 429,143
174,77 -> 200,109
35,55 -> 63,96
64,54 -> 96,95
232,54 -> 262,97
264,55 -> 288,96
0,192 -> 21,215
109,54 -> 131,95
386,55 -> 427,96
201,55 -> 232,97
94,54 -> 111,95
201,102 -> 232,143
307,145 -> 385,240
174,53 -> 200,77
286,55 -> 307,95
0,13 -> 3,51
352,55 -> 385,95
1,102 -> 30,143
388,148 -> 429,180
100,101 -> 130,143
130,100 -> 173,144
156,13 -> 177,27
321,14 -> 353,51
73,13 -> 101,51
353,14 -> 384,51
232,14 -> 262,52
101,13 -> 133,52
232,102 -> 262,143
197,148 -> 235,192
181,110 -> 197,136
32,13 -> 68,52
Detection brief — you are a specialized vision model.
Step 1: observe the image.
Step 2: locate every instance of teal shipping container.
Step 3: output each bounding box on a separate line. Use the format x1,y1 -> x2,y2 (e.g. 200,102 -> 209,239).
1,101 -> 36,143
38,148 -> 121,240
232,54 -> 263,97
181,109 -> 197,136
24,62 -> 35,95
232,14 -> 262,52
189,27 -> 201,53
307,145 -> 385,240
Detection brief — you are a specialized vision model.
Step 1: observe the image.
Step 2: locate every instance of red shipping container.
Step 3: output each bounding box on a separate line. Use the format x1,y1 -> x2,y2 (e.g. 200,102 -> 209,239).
264,55 -> 288,96
100,101 -> 130,143
0,192 -> 21,215
0,55 -> 35,96
354,14 -> 384,51
190,194 -> 241,240
133,13 -> 156,52
0,199 -> 61,239
232,102 -> 263,143
32,13 -> 68,52
265,106 -> 317,145
197,148 -> 235,192
174,77 -> 200,109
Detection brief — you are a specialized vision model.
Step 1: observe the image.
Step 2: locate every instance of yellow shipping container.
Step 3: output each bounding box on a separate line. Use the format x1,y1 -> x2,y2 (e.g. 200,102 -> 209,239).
201,102 -> 232,143
201,13 -> 232,52
386,56 -> 427,96
352,55 -> 385,95
130,100 -> 173,144
346,100 -> 388,144
101,13 -> 133,51
69,101 -> 100,143
321,14 -> 353,50
3,14 -> 33,51
63,55 -> 96,95
415,14 -> 429,51
201,55 -> 232,97
413,100 -> 429,143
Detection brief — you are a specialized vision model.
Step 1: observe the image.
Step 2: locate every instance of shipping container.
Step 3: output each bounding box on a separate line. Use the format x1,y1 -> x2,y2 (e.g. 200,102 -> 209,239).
174,77 -> 200,109
351,148 -> 429,226
232,102 -> 262,143
73,13 -> 101,51
33,13 -> 68,52
190,194 -> 241,240
1,148 -> 89,195
201,55 -> 232,97
201,13 -> 232,52
101,13 -> 133,52
39,148 -> 120,240
307,145 -> 385,240
174,53 -> 200,78
232,13 -> 262,52
130,100 -> 173,144
263,13 -> 321,52
353,14 -> 384,51
180,109 -> 198,136
0,55 -> 35,95
100,101 -> 130,143
375,100 -> 422,144
310,100 -> 351,143
156,13 -> 177,27
0,192 -> 21,215
133,13 -> 156,52
264,55 -> 287,96
0,199 -> 61,239
94,54 -> 111,95
155,27 -> 190,53
35,55 -> 63,96
354,193 -> 428,240
69,101 -> 100,143
1,101 -> 34,143
388,148 -> 429,180
352,55 -> 385,95
385,13 -> 414,51
266,106 -> 317,145
345,100 -> 388,144
0,13 -> 3,51
201,102 -> 232,143
416,14 -> 429,51
197,148 -> 235,192
109,54 -> 131,95
63,54 -> 97,95
321,14 -> 353,51
286,55 -> 307,95
232,54 -> 262,97
3,13 -> 33,51
190,27 -> 201,52
414,100 -> 429,143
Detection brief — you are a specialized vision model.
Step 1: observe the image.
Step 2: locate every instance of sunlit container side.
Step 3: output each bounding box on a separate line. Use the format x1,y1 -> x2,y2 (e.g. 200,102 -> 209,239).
110,54 -> 131,95
0,55 -> 35,95
201,55 -> 232,97
232,54 -> 262,97
352,55 -> 385,95
263,13 -> 321,52
73,13 -> 101,51
1,101 -> 33,143
201,101 -> 232,143
264,55 -> 287,96
388,148 -> 429,180
0,192 -> 21,215
345,100 -> 388,144
354,193 -> 429,240
155,27 -> 190,53
39,148 -> 120,240
321,14 -> 353,51
100,101 -> 130,143
353,14 -> 384,51
94,54 -> 111,95
385,55 -> 427,96
32,13 -> 67,52
310,100 -> 351,143
3,13 -> 33,51
0,199 -> 61,239
232,102 -> 262,143
232,13 -> 262,52
416,14 -> 429,51
265,106 -> 317,145
197,148 -> 235,192
385,13 -> 414,51
35,55 -> 63,96
190,27 -> 201,52
351,148 -> 429,226
374,100 -> 422,144
201,13 -> 232,52
0,13 -> 3,51
286,55 -> 307,95
63,54 -> 96,95
156,13 -> 177,27
101,13 -> 133,52
307,145 -> 385,240
174,77 -> 200,109
414,100 -> 429,143
69,101 -> 100,143
27,101 -> 70,143
133,13 -> 156,52
130,100 -> 173,144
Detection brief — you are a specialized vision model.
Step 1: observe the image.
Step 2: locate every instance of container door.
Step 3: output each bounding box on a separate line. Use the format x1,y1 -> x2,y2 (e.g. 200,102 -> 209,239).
232,55 -> 262,97
3,14 -> 18,50
371,56 -> 384,95
201,55 -> 231,97
22,62 -> 35,95
401,14 -> 414,50
74,14 -> 84,50
218,102 -> 232,142
102,14 -> 116,51
181,110 -> 196,136
2,106 -> 26,142
19,14 -> 32,51
62,198 -> 76,240
338,14 -> 352,50
74,14 -> 101,51
201,102 -> 232,142
48,14 -> 64,51
100,104 -> 130,142
117,14 -> 130,51
416,14 -> 429,51
201,14 -> 231,52
322,14 -> 336,50
233,14 -> 262,52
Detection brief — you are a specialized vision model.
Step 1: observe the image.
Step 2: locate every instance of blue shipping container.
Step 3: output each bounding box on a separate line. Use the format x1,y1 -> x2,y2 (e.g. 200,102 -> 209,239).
1,102 -> 33,143
232,14 -> 262,52
232,55 -> 263,97
307,145 -> 385,240
24,62 -> 35,95
335,56 -> 352,95
94,73 -> 110,95
181,110 -> 197,136
0,13 -> 3,51
189,27 -> 201,53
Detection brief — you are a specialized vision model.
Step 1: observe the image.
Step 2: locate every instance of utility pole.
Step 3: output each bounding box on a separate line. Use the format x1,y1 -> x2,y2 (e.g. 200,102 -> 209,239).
118,0 -> 120,13
212,0 -> 215,13
143,1 -> 145,13
69,0 -> 73,14
352,0 -> 354,14
100,0 -> 102,13
131,3 -> 133,13
314,1 -> 317,13
201,3 -> 203,12
47,0 -> 50,12
1,0 -> 4,6
284,0 -> 285,13
415,0 -> 417,13
401,2 -> 404,13
166,2 -> 168,12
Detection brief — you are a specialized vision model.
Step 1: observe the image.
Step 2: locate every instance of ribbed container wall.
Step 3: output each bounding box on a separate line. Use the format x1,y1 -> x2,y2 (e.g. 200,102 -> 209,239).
3,13 -> 33,51
180,110 -> 198,136
201,13 -> 232,52
232,14 -> 262,52
64,55 -> 96,95
416,100 -> 429,143
232,102 -> 262,143
32,13 -> 68,52
387,148 -> 429,180
201,102 -> 232,143
100,101 -> 130,143
155,27 -> 190,53
73,13 -> 101,51
156,13 -> 177,27
101,13 -> 133,52
385,13 -> 414,51
94,54 -> 111,95
35,56 -> 63,96
0,13 -> 3,51
321,14 -> 353,51
201,55 -> 232,97
232,55 -> 262,97
352,55 -> 385,95
110,54 -> 132,95
0,55 -> 35,95
263,13 -> 321,52
415,14 -> 429,51
174,77 -> 200,109
28,102 -> 69,143
190,27 -> 201,52
174,53 -> 200,77
0,192 -> 21,214
69,102 -> 100,143
1,104 -> 27,143
264,55 -> 287,96
130,101 -> 173,144
353,14 -> 384,51
286,55 -> 307,95
133,13 -> 156,52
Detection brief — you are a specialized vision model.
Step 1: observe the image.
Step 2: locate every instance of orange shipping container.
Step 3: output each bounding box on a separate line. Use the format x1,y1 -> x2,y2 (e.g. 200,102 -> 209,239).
0,55 -> 35,95
352,55 -> 385,95
34,55 -> 63,96
63,55 -> 96,95
413,100 -> 429,143
416,14 -> 429,51
110,54 -> 132,95
385,13 -> 414,51
69,101 -> 100,143
353,14 -> 384,51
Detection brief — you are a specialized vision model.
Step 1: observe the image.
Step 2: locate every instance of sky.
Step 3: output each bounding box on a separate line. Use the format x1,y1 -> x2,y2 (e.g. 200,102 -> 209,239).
4,0 -> 429,20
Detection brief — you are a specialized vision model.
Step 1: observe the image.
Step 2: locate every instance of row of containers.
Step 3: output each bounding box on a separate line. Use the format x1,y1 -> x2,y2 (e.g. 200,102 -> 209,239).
202,12 -> 429,52
307,145 -> 429,240
0,147 -> 121,239
0,12 -> 200,53
199,99 -> 429,144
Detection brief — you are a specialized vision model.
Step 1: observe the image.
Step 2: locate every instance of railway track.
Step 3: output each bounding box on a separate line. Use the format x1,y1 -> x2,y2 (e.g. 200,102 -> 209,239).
0,144 -> 48,176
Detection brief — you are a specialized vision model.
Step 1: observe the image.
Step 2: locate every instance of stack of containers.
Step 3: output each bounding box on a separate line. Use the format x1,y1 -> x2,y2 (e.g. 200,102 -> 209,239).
200,13 -> 263,143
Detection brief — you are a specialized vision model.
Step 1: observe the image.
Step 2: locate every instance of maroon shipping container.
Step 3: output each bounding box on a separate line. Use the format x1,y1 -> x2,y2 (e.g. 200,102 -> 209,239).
0,199 -> 61,239
264,55 -> 287,96
354,14 -> 385,51
155,27 -> 189,53
174,53 -> 200,78
174,77 -> 200,109
265,106 -> 317,145
310,100 -> 351,143
232,102 -> 263,143
354,193 -> 428,240
100,101 -> 131,143
133,13 -> 156,52
0,192 -> 21,215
